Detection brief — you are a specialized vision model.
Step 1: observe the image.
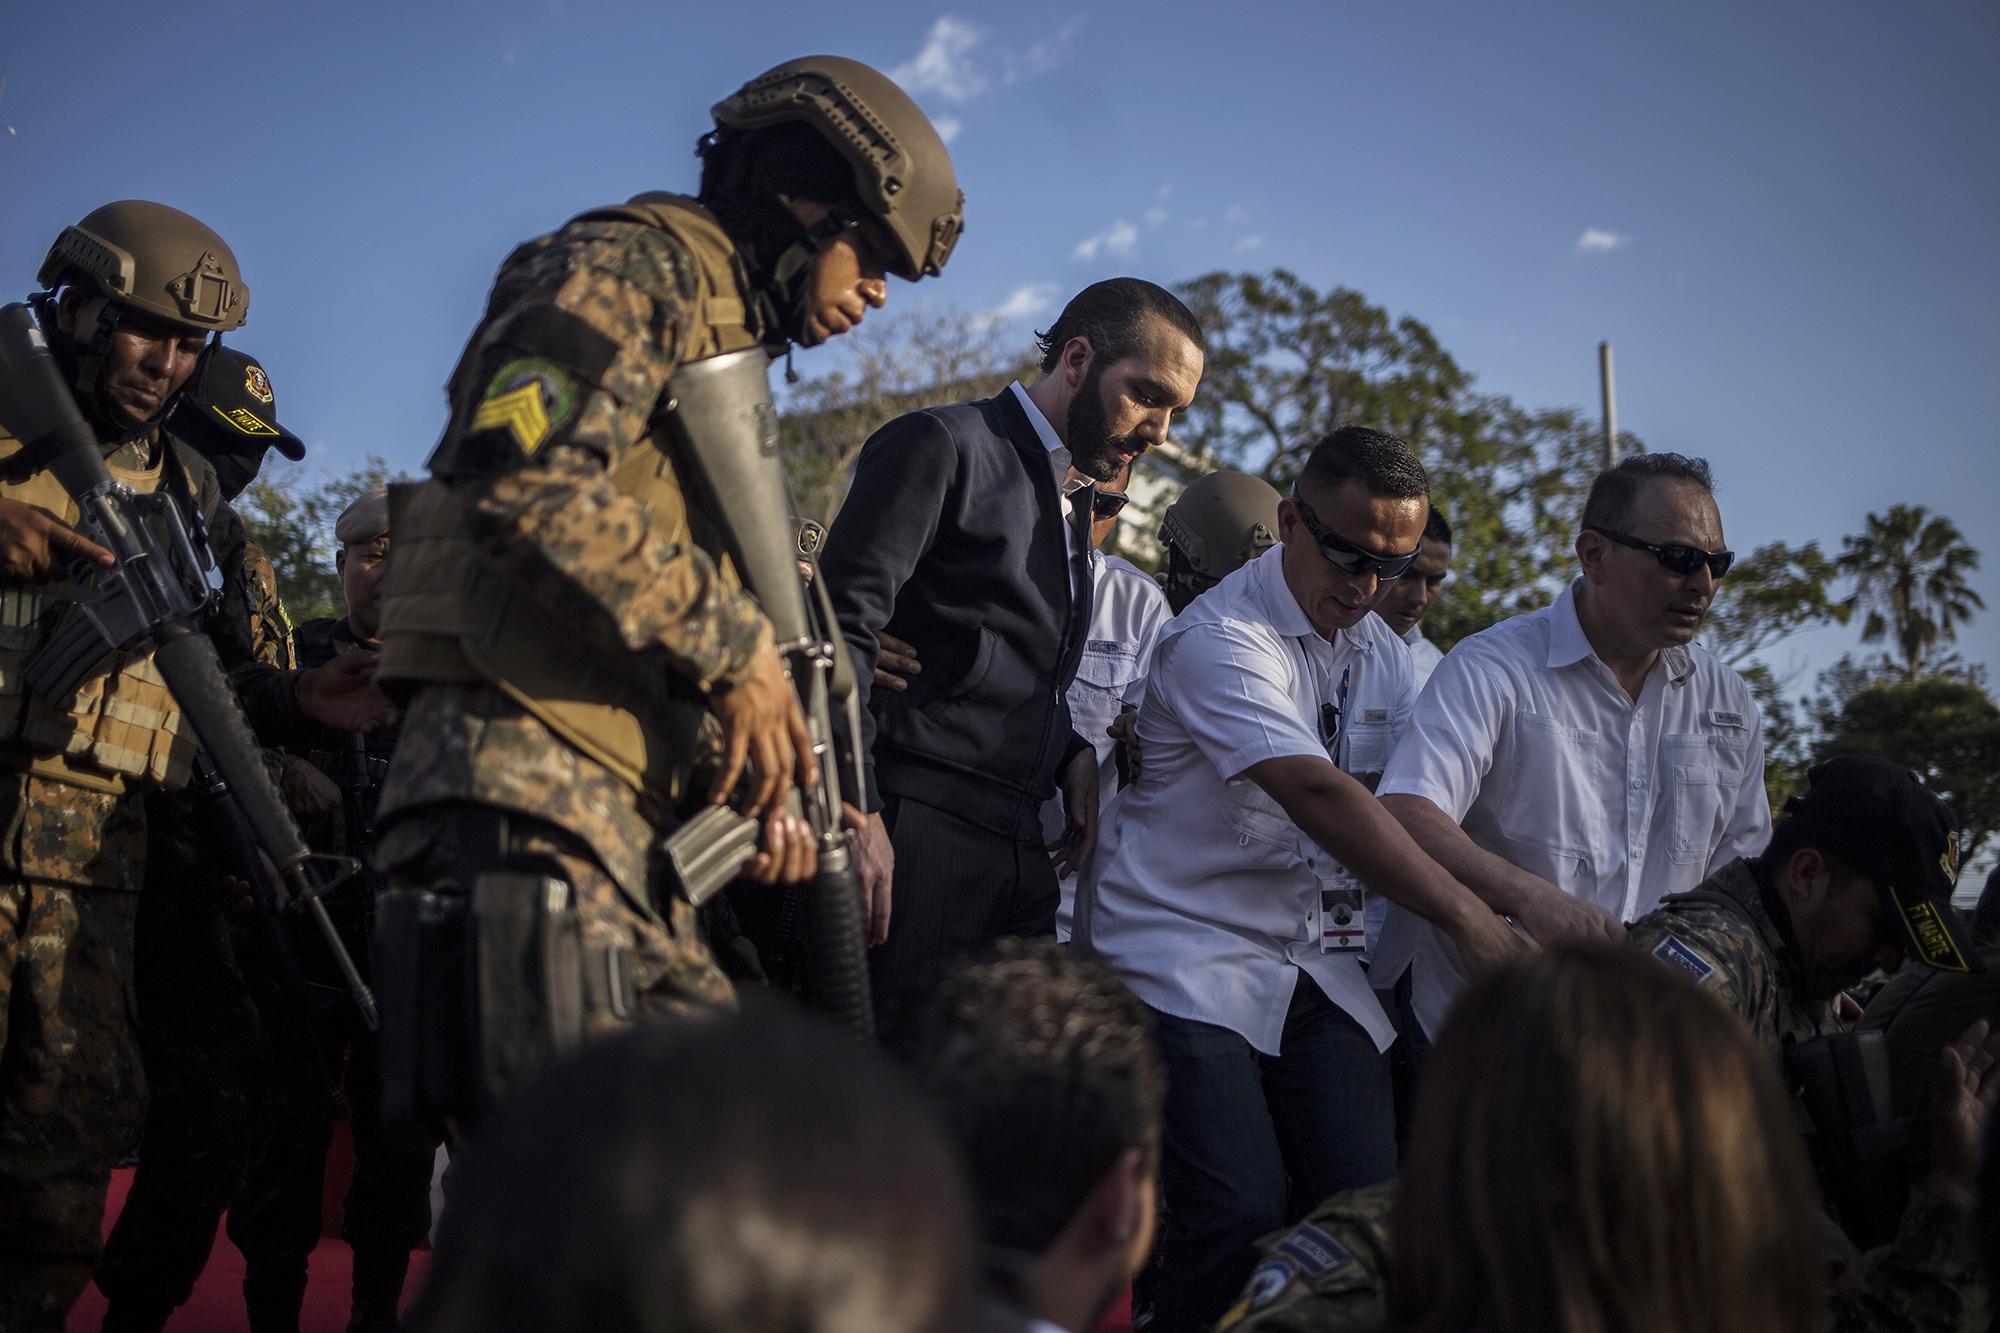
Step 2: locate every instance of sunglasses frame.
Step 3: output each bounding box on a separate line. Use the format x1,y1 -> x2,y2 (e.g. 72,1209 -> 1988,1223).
1586,526 -> 1735,580
1288,485 -> 1422,581
1090,490 -> 1132,520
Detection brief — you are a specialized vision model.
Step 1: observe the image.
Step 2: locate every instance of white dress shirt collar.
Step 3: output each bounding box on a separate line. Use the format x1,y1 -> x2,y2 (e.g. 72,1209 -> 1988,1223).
1548,579 -> 1693,683
1010,380 -> 1091,496
1255,543 -> 1376,655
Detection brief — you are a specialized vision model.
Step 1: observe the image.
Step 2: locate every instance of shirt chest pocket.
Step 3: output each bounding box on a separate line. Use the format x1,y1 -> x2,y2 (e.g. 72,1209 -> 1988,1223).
1075,642 -> 1140,693
1664,731 -> 1753,864
1497,711 -> 1603,859
1342,720 -> 1395,785
1222,778 -> 1295,852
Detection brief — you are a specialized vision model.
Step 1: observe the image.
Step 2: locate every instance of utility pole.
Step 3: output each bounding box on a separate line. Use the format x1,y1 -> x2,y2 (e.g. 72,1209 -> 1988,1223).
1598,341 -> 1618,467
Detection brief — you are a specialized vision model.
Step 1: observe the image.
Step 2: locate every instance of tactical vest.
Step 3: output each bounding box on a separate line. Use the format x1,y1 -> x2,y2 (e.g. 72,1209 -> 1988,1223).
375,195 -> 766,804
0,430 -> 207,793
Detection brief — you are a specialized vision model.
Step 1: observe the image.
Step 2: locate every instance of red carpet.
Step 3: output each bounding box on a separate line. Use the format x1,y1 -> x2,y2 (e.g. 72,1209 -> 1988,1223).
68,1166 -> 430,1332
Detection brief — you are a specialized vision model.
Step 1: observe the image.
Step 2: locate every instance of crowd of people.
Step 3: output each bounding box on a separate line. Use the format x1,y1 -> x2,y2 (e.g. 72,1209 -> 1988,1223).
0,49 -> 1995,1333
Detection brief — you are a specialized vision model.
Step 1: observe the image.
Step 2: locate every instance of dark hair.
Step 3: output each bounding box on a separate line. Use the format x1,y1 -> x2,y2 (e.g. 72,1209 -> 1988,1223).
909,939 -> 1164,1256
1423,504 -> 1452,547
412,1006 -> 976,1333
1298,425 -> 1429,503
1580,452 -> 1717,534
1034,278 -> 1204,376
1755,813 -> 1862,890
1390,945 -> 1823,1333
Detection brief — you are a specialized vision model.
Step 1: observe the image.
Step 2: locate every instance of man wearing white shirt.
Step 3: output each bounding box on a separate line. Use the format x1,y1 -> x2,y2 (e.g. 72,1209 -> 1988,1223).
1371,505 -> 1451,692
821,279 -> 1204,1029
1080,427 -> 1525,1333
1375,453 -> 1771,1048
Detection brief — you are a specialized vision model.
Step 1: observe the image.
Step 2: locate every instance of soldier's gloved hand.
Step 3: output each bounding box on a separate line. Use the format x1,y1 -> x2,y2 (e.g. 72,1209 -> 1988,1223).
280,757 -> 345,852
0,497 -> 114,581
215,872 -> 258,920
296,653 -> 399,733
743,810 -> 818,886
850,805 -> 893,946
710,648 -> 817,818
873,631 -> 921,692
1928,1017 -> 2000,1207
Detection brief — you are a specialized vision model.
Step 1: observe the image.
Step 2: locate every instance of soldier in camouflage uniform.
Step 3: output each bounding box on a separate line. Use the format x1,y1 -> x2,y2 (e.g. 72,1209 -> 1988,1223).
95,345 -> 382,1333
370,56 -> 963,1128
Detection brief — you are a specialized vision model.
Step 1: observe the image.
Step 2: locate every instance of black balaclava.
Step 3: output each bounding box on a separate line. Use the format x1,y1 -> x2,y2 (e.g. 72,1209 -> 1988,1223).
698,122 -> 863,350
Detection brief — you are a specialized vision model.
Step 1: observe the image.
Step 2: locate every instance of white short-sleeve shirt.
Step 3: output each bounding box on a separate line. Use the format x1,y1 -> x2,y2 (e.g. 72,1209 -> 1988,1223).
1373,579 -> 1771,1038
1402,625 -> 1444,692
1045,551 -> 1172,936
1078,544 -> 1416,1056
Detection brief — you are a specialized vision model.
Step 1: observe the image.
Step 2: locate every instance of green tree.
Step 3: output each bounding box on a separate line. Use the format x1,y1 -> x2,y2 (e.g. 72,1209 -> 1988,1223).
1836,505 -> 1984,678
237,456 -> 393,623
1171,269 -> 1620,648
1700,540 -> 1849,667
1820,675 -> 2000,864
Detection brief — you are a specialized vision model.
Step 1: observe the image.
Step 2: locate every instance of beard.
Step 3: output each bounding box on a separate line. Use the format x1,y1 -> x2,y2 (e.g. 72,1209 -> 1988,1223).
1064,363 -> 1144,483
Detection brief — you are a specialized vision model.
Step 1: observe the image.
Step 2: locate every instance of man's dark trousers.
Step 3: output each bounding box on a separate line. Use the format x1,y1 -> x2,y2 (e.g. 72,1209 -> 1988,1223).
869,793 -> 1059,1037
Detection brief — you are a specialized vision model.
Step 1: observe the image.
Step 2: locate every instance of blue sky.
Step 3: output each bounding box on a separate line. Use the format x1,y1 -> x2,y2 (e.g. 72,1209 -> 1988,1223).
3,0 -> 1996,690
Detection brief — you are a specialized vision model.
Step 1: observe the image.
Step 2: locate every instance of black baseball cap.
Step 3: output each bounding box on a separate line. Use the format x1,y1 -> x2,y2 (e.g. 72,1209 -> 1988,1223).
1781,753 -> 1980,973
172,344 -> 306,462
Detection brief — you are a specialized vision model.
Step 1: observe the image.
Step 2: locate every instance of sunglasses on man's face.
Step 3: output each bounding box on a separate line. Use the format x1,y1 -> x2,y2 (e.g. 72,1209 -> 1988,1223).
1289,487 -> 1421,581
1587,527 -> 1735,581
1091,490 -> 1131,520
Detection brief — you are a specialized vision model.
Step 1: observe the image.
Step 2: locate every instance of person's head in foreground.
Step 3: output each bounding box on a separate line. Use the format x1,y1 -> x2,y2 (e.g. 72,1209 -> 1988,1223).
1390,943 -> 1824,1333
910,939 -> 1165,1333
411,1005 -> 976,1333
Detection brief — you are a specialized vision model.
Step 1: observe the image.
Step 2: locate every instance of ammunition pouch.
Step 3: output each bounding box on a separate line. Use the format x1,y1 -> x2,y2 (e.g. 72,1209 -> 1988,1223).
376,817 -> 641,1146
1785,1029 -> 1916,1248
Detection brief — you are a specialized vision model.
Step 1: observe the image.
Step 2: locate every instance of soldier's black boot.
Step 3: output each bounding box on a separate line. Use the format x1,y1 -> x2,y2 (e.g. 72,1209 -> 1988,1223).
242,1260 -> 308,1333
346,1246 -> 410,1333
99,1297 -> 176,1333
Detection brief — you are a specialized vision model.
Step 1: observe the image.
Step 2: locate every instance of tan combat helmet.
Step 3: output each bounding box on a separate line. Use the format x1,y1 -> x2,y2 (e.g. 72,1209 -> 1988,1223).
1161,470 -> 1283,582
37,200 -> 249,331
711,55 -> 964,281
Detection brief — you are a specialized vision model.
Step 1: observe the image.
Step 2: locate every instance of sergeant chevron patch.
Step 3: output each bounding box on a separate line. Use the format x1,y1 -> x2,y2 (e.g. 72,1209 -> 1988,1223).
471,357 -> 578,454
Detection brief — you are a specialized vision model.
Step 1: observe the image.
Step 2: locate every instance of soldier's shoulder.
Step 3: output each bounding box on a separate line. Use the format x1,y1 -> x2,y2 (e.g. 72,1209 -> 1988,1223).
1215,1181 -> 1396,1333
292,616 -> 341,665
1629,897 -> 1766,994
504,207 -> 704,307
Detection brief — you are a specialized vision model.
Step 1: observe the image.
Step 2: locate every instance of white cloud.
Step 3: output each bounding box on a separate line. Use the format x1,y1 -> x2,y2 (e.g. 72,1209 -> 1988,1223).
1224,204 -> 1252,226
1575,227 -> 1631,254
990,282 -> 1060,323
1073,220 -> 1139,262
1006,20 -> 1079,83
1233,234 -> 1265,255
933,115 -> 963,145
1157,184 -> 1174,200
1144,206 -> 1170,227
891,17 -> 990,104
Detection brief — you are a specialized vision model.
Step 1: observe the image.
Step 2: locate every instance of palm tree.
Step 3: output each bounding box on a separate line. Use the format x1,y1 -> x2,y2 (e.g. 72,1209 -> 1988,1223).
1837,505 -> 1985,677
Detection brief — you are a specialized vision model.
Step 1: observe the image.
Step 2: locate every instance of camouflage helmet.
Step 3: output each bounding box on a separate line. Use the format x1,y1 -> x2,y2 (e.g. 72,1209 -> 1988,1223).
37,200 -> 248,332
711,55 -> 964,281
1161,470 -> 1283,581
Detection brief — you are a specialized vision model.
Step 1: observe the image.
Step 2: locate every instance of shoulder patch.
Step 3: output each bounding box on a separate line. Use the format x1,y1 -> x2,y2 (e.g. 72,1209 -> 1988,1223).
1272,1220 -> 1353,1276
1653,933 -> 1717,981
470,357 -> 579,455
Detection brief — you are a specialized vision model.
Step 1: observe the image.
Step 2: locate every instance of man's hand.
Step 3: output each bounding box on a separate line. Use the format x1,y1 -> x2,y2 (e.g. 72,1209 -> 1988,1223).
1927,1017 -> 2000,1207
0,498 -> 114,582
741,809 -> 817,886
1512,879 -> 1626,944
1108,708 -> 1141,786
872,631 -> 921,692
296,654 -> 399,733
1048,748 -> 1100,879
849,805 -> 893,946
710,649 -> 817,817
280,757 -> 345,851
1447,903 -> 1537,981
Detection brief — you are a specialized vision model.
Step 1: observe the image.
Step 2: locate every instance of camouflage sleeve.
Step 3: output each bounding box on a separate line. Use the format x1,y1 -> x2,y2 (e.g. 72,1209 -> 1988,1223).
1626,907 -> 1771,1041
1214,1181 -> 1397,1333
204,498 -> 305,737
449,220 -> 771,690
1831,1190 -> 1986,1332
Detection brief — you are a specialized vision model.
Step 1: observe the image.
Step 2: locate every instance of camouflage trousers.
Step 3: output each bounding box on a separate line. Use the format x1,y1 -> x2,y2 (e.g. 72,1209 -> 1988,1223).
0,880 -> 146,1333
375,801 -> 733,1121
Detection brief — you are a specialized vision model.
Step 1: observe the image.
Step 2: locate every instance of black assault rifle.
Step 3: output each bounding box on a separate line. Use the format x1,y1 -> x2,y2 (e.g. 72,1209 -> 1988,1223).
0,302 -> 378,1029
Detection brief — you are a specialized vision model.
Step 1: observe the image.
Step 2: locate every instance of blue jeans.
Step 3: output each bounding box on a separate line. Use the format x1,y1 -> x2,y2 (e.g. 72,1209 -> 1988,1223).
1148,978 -> 1396,1333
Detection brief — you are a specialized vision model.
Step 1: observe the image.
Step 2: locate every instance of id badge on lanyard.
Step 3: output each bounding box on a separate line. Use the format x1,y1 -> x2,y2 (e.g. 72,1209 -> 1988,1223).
1313,662 -> 1366,955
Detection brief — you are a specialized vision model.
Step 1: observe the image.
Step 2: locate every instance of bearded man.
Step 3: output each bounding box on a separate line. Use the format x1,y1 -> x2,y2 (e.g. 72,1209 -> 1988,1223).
818,278 -> 1204,1033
